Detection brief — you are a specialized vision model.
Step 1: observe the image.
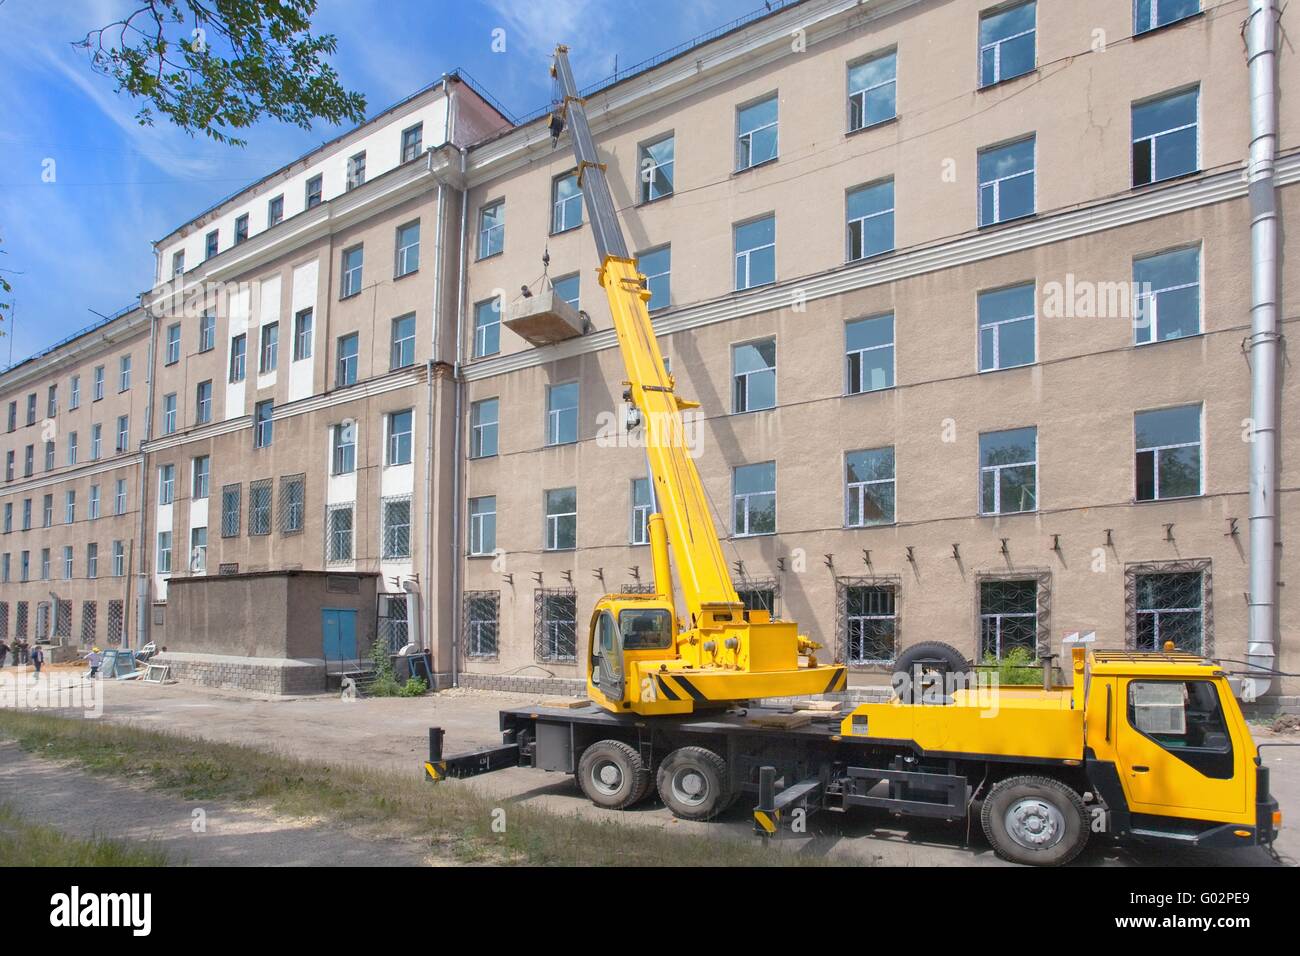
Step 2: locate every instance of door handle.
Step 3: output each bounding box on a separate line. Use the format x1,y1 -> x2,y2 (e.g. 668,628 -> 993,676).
1131,765 -> 1149,773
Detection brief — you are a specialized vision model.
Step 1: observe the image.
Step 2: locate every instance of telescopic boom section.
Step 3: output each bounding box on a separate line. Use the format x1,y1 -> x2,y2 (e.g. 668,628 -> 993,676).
550,46 -> 741,618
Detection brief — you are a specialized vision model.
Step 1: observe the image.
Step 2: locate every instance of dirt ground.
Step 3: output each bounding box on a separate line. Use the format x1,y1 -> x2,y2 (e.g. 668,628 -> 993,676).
0,669 -> 1295,867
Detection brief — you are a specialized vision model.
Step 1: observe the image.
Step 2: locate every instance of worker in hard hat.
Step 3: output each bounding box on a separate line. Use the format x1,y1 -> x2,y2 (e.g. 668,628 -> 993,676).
83,646 -> 103,680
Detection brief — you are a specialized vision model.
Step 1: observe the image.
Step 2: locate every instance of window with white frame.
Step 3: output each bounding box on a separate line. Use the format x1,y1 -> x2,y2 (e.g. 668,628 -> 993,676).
279,474 -> 305,534
196,380 -> 212,424
346,151 -> 366,190
464,592 -> 499,659
162,393 -> 177,434
192,455 -> 209,500
552,171 -> 583,233
391,313 -> 416,369
253,400 -> 273,448
249,479 -> 272,535
116,415 -> 129,452
978,282 -> 1036,371
63,545 -> 73,579
468,496 -> 496,556
67,432 -> 78,465
732,339 -> 776,413
544,488 -> 577,551
112,541 -> 125,576
736,95 -> 778,170
340,245 -> 363,298
1134,245 -> 1200,344
1134,569 -> 1205,651
93,366 -> 105,401
115,479 -> 127,515
171,250 -> 185,277
979,1 -> 1036,88
336,332 -> 359,386
640,245 -> 671,311
64,490 -> 76,524
199,312 -> 215,352
845,313 -> 894,394
89,484 -> 100,519
401,123 -> 423,162
87,542 -> 98,578
1132,87 -> 1199,186
69,375 -> 80,409
221,484 -> 241,537
630,478 -> 653,546
473,298 -> 500,358
639,134 -> 675,202
478,201 -> 505,259
229,334 -> 247,382
119,354 -> 132,391
293,308 -> 313,361
331,422 -> 356,475
546,382 -> 579,446
469,398 -> 498,459
1135,0 -> 1200,34
845,584 -> 900,665
395,221 -> 420,277
846,179 -> 894,261
305,174 -> 322,209
979,427 -> 1037,515
41,495 -> 52,528
190,527 -> 207,573
259,322 -> 278,373
165,323 -> 181,364
234,213 -> 249,244
157,531 -> 172,574
846,446 -> 896,526
978,136 -> 1035,226
734,215 -> 776,290
381,495 -> 411,559
205,230 -> 218,258
537,591 -> 577,662
979,578 -> 1038,659
847,49 -> 897,131
552,273 -> 580,311
158,464 -> 175,505
733,462 -> 776,536
268,194 -> 284,227
1136,404 -> 1202,500
387,409 -> 413,466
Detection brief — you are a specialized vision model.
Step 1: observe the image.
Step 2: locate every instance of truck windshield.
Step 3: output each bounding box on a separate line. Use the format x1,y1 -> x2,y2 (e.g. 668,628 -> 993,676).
619,608 -> 673,650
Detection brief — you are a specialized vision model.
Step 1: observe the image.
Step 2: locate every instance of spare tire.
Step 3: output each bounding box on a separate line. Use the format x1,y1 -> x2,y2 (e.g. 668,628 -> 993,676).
894,641 -> 970,704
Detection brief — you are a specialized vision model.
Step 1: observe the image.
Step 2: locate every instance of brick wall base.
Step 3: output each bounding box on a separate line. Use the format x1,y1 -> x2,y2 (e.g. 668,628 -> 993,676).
155,652 -> 325,695
456,673 -> 587,696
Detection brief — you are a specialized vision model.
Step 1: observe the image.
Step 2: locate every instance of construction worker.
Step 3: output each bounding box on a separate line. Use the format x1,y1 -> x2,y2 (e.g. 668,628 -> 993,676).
84,647 -> 103,680
30,645 -> 44,679
0,639 -> 8,668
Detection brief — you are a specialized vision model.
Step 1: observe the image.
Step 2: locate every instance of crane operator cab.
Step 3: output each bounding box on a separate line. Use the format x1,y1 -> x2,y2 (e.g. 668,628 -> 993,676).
588,597 -> 676,712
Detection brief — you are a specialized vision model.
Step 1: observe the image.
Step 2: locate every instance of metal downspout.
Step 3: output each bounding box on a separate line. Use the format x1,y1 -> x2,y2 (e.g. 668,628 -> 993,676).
134,303 -> 160,649
424,139 -> 446,656
1244,0 -> 1281,700
449,145 -> 469,687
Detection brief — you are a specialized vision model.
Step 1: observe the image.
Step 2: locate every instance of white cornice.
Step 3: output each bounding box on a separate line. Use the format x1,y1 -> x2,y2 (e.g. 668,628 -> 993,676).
462,152 -> 1300,383
0,453 -> 143,497
0,310 -> 148,395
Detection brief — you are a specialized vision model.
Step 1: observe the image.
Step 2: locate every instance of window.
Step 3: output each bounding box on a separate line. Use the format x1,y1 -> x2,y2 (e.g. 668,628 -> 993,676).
1136,0 -> 1200,33
2,503 -> 9,532
733,462 -> 776,536
229,334 -> 246,382
979,427 -> 1038,514
467,496 -> 496,556
473,297 -> 501,358
846,446 -> 896,526
192,456 -> 210,499
190,527 -> 207,573
847,49 -> 897,131
162,393 -> 177,435
114,479 -> 127,515
331,421 -> 356,474
196,380 -> 212,424
89,485 -> 100,519
42,495 -> 52,528
979,1 -> 1036,87
736,95 -> 778,170
979,578 -> 1039,659
546,383 -> 578,446
846,313 -> 894,394
978,282 -> 1036,371
259,322 -> 279,373
464,592 -> 499,659
732,339 -> 776,413
62,545 -> 73,579
844,585 -> 897,664
268,194 -> 284,227
390,313 -> 416,369
305,174 -> 323,209
68,432 -> 79,465
293,308 -> 313,360
23,446 -> 33,477
221,484 -> 242,537
340,245 -> 363,298
69,376 -> 80,409
171,250 -> 185,277
1133,87 -> 1199,186
847,179 -> 894,261
552,171 -> 584,234
979,136 -> 1035,226
162,323 -> 180,365
537,590 -> 577,662
401,123 -> 423,162
336,333 -> 359,386
116,415 -> 129,452
326,503 -> 354,563
254,400 -> 273,448
552,274 -> 580,311
544,488 -> 577,551
3,451 -> 10,482
157,531 -> 172,574
1136,405 -> 1202,500
6,401 -> 14,431
630,478 -> 652,545
40,548 -> 49,580
249,479 -> 272,535
87,543 -> 98,578
640,245 -> 671,311
1135,572 -> 1205,651
44,440 -> 54,471
112,541 -> 125,576
639,135 -> 675,202
387,409 -> 413,466
199,312 -> 215,352
395,221 -> 420,277
234,213 -> 249,244
205,229 -> 219,259
47,384 -> 58,417
158,464 -> 175,505
734,215 -> 776,290
26,393 -> 36,425
1134,245 -> 1200,343
93,366 -> 104,401
469,398 -> 498,459
119,354 -> 132,391
280,474 -> 305,534
478,201 -> 505,259
62,490 -> 75,525
381,496 -> 411,559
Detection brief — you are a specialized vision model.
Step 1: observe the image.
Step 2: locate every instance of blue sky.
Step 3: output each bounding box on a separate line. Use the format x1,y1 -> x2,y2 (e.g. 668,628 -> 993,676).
0,0 -> 763,368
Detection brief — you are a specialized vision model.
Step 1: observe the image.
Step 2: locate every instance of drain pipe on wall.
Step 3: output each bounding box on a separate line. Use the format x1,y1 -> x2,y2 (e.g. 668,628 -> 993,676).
1243,0 -> 1281,701
449,144 -> 470,687
134,301 -> 160,649
423,139 -> 447,657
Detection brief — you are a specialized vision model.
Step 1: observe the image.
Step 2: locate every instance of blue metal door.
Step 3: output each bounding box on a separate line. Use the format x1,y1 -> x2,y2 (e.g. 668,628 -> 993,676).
322,608 -> 358,663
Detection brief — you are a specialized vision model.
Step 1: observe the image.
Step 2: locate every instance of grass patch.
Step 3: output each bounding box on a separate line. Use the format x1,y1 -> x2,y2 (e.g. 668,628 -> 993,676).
0,802 -> 169,867
0,710 -> 829,867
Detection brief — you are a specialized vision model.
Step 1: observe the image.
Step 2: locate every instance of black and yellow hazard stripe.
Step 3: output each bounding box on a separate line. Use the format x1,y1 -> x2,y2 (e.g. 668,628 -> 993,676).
424,761 -> 447,782
656,673 -> 709,702
754,808 -> 780,835
823,666 -> 847,694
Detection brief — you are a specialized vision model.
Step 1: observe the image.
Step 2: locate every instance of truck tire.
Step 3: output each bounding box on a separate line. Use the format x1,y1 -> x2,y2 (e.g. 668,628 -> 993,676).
656,746 -> 731,821
577,740 -> 650,810
894,641 -> 970,703
980,775 -> 1090,866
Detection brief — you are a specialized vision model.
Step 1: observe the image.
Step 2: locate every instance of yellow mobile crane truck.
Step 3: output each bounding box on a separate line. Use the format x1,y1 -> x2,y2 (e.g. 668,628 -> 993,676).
424,47 -> 1282,865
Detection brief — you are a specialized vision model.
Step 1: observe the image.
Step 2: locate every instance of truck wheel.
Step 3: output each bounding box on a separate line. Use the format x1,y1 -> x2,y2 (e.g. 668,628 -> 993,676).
894,641 -> 970,703
656,746 -> 731,821
980,775 -> 1089,866
577,740 -> 650,810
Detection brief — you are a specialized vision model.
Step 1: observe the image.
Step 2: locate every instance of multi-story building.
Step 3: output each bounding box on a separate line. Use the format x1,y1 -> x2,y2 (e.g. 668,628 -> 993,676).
1,0 -> 1294,703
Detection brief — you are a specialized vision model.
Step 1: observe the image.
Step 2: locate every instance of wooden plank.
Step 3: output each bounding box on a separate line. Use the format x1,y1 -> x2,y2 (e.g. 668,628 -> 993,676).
540,697 -> 591,709
792,699 -> 842,712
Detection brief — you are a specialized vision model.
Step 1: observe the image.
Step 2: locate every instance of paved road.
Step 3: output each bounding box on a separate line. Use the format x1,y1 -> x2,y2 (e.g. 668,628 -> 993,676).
3,675 -> 1295,867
